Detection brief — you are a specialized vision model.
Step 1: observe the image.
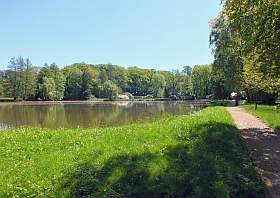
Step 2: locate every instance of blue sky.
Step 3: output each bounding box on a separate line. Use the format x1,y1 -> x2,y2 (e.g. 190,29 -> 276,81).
0,0 -> 221,70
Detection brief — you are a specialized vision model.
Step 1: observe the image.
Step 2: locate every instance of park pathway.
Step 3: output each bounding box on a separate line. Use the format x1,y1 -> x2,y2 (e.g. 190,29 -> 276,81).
227,107 -> 280,198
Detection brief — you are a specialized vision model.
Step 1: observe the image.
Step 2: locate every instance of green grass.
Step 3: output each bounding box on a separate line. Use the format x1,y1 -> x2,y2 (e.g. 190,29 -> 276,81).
241,104 -> 280,132
209,100 -> 233,106
0,107 -> 265,197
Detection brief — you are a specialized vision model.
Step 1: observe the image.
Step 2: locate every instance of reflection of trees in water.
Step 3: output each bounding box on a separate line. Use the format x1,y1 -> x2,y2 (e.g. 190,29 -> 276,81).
0,102 -> 205,129
38,105 -> 67,128
63,104 -> 124,128
0,105 -> 68,128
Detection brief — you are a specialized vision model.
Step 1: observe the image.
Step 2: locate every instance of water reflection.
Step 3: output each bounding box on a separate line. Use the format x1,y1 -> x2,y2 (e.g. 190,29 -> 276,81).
0,101 -> 204,129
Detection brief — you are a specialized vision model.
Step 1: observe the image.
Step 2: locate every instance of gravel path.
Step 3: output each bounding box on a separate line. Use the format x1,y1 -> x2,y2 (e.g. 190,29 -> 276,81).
227,107 -> 280,198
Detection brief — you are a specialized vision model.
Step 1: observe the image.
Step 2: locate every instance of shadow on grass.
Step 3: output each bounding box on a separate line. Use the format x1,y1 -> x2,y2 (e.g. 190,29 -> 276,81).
59,122 -> 265,198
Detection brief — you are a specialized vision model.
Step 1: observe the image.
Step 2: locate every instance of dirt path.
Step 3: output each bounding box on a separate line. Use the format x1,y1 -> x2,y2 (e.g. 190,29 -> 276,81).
227,107 -> 280,198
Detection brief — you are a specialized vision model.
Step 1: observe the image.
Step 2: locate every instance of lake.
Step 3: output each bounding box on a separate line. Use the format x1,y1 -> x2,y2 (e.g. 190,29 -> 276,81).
0,101 -> 206,129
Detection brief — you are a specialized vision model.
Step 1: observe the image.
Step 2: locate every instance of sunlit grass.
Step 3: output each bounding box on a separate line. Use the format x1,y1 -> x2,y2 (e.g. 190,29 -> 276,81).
242,104 -> 280,132
0,107 -> 265,197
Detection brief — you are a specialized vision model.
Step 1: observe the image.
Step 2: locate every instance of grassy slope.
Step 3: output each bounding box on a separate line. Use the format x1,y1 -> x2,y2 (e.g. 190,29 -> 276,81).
0,107 -> 264,197
242,104 -> 280,132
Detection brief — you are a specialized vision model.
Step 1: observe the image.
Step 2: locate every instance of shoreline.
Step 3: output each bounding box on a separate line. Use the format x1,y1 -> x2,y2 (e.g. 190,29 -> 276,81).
0,99 -> 210,106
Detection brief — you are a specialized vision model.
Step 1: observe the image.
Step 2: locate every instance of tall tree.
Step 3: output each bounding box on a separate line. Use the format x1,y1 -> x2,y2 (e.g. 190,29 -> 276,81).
41,77 -> 56,100
81,67 -> 97,99
191,65 -> 212,99
210,14 -> 243,99
102,80 -> 119,100
22,58 -> 37,100
6,57 -> 22,100
64,68 -> 83,99
127,67 -> 150,96
149,72 -> 166,97
38,63 -> 65,100
5,57 -> 37,100
218,0 -> 280,101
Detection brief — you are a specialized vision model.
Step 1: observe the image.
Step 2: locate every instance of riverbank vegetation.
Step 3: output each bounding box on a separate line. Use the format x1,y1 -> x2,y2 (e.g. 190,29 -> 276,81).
0,61 -> 212,101
0,107 -> 264,197
242,105 -> 280,132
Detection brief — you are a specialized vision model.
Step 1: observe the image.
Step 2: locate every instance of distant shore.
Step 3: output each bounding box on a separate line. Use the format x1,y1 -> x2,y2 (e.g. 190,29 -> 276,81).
0,98 -> 212,106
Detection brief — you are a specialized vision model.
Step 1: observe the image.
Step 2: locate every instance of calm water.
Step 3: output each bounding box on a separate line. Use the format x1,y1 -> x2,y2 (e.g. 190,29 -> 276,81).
0,101 -> 205,129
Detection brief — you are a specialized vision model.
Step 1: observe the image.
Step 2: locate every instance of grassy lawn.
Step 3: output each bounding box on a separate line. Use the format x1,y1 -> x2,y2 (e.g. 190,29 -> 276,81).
242,104 -> 280,132
0,107 -> 264,197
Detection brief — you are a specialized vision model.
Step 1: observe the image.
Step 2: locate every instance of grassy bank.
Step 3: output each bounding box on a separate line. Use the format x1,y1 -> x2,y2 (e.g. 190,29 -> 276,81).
0,107 -> 264,197
0,97 -> 14,102
241,104 -> 280,132
209,100 -> 233,106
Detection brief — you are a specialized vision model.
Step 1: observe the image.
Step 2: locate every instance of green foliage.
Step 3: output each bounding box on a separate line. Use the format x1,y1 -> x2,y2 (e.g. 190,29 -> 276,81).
127,67 -> 151,96
211,0 -> 279,101
101,80 -> 119,100
38,63 -> 66,100
243,54 -> 279,96
163,70 -> 194,98
64,63 -> 98,100
0,107 -> 265,197
222,0 -> 280,70
210,14 -> 243,99
96,64 -> 128,91
0,80 -> 3,96
4,57 -> 38,100
191,64 -> 212,99
164,70 -> 182,97
21,59 -> 37,100
64,67 -> 83,99
149,72 -> 166,97
51,65 -> 66,100
81,68 -> 97,99
1,58 -> 210,100
6,57 -> 24,100
180,75 -> 193,97
41,77 -> 56,100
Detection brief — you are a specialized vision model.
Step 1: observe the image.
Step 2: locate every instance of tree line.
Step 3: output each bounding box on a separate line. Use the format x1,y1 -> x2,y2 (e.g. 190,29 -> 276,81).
0,58 -> 213,101
210,0 -> 279,103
